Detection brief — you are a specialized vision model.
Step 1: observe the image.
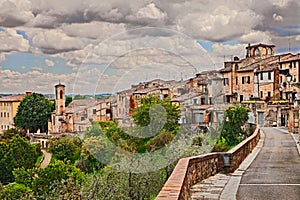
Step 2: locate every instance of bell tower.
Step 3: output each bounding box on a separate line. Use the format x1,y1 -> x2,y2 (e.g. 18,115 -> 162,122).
55,82 -> 65,116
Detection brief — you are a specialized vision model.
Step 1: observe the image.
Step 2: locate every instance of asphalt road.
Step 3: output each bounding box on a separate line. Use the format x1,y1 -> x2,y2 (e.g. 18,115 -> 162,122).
237,127 -> 300,200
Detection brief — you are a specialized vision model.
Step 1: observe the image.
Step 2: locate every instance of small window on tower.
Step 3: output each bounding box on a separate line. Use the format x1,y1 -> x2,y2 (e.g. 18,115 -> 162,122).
255,48 -> 260,56
268,47 -> 272,55
60,90 -> 63,99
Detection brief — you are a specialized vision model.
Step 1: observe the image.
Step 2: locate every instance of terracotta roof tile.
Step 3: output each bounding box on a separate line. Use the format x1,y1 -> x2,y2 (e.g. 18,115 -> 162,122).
0,94 -> 26,102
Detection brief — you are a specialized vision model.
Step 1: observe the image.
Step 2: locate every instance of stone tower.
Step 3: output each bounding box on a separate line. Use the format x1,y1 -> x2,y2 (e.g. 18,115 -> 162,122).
55,82 -> 65,116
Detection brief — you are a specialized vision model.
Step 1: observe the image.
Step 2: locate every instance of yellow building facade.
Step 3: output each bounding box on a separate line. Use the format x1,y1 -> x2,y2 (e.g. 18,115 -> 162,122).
0,93 -> 30,134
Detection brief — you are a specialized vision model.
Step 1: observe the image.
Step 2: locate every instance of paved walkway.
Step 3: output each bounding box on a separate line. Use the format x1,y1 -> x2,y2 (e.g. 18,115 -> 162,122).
40,149 -> 52,168
190,127 -> 300,200
236,127 -> 300,200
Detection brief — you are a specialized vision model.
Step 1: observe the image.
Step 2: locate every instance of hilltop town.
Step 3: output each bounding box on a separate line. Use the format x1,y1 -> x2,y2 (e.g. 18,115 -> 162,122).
1,43 -> 300,147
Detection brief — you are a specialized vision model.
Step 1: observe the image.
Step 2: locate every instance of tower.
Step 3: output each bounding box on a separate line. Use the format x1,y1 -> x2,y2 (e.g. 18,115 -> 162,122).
245,43 -> 275,58
55,82 -> 65,116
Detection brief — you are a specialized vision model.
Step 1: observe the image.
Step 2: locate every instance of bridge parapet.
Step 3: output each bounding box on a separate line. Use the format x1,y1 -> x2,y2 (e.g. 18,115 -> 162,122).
156,126 -> 260,200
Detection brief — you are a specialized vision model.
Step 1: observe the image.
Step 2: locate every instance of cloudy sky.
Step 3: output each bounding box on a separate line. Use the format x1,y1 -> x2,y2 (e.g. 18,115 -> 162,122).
0,0 -> 299,94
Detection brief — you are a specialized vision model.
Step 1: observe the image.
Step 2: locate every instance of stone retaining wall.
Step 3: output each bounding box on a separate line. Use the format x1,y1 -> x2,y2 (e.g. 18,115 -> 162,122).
226,127 -> 260,172
156,126 -> 260,200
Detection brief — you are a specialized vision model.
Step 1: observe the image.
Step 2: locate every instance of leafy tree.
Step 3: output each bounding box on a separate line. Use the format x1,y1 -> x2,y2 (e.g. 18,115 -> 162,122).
0,137 -> 41,184
218,105 -> 249,147
80,167 -> 165,200
13,160 -> 83,196
75,145 -> 104,173
9,137 -> 41,169
14,93 -> 54,133
65,96 -> 73,107
50,136 -> 82,163
0,182 -> 32,200
0,129 -> 19,142
132,96 -> 181,133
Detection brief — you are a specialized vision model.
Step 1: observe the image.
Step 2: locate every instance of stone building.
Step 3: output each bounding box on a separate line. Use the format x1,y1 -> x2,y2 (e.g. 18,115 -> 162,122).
219,43 -> 297,127
48,83 -> 112,134
113,79 -> 181,126
0,92 -> 30,134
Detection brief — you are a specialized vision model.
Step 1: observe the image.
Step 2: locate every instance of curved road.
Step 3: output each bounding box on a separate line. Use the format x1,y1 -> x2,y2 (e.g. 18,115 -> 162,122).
237,127 -> 300,200
40,150 -> 52,169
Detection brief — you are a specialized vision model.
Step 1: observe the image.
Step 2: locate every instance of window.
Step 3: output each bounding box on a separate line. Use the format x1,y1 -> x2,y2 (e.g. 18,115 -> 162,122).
242,77 -> 245,84
240,95 -> 243,102
223,78 -> 229,86
268,72 -> 272,80
260,73 -> 263,80
193,99 -> 198,105
60,90 -> 63,99
260,91 -> 263,98
236,77 -> 238,85
93,109 -> 96,115
268,91 -> 271,97
226,96 -> 230,103
255,48 -> 260,56
235,64 -> 239,71
7,113 -> 9,118
247,76 -> 250,84
0,112 -> 2,118
280,76 -> 282,83
201,97 -> 205,105
3,112 -> 6,118
268,47 -> 272,55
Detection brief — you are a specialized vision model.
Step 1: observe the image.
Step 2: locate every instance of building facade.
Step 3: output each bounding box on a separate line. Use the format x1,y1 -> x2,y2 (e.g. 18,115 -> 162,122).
0,93 -> 30,134
48,83 -> 112,134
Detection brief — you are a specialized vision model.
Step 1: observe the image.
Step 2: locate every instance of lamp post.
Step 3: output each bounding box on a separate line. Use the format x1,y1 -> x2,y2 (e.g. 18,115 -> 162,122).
286,73 -> 292,101
286,73 -> 293,132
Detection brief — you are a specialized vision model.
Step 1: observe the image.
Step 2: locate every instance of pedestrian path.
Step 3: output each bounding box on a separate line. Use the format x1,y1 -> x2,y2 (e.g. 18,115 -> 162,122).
236,127 -> 300,200
190,130 -> 264,200
40,149 -> 52,168
190,127 -> 300,200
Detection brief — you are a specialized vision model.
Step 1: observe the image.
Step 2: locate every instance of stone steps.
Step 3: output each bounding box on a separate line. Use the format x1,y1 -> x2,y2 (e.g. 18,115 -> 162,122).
190,173 -> 230,200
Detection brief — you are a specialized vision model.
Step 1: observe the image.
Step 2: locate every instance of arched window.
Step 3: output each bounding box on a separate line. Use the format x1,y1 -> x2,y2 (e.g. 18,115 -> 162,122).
235,64 -> 239,71
60,105 -> 64,114
254,48 -> 260,56
60,90 -> 63,99
268,47 -> 272,55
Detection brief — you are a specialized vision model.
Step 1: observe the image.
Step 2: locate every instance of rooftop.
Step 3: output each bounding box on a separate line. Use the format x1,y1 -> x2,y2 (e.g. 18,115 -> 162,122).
0,93 -> 27,102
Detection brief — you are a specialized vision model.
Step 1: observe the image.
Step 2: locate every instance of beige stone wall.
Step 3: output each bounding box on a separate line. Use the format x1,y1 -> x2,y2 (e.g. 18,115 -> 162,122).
0,101 -> 17,133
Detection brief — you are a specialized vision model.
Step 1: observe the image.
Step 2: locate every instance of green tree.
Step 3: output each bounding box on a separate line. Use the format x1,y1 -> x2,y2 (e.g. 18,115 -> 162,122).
218,105 -> 249,147
0,137 -> 41,184
13,160 -> 83,196
65,96 -> 73,107
0,182 -> 32,200
50,136 -> 82,163
14,93 -> 53,133
132,96 -> 181,133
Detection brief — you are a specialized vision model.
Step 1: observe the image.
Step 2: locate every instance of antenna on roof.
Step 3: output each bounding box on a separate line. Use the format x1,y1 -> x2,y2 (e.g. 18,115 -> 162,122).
288,32 -> 291,52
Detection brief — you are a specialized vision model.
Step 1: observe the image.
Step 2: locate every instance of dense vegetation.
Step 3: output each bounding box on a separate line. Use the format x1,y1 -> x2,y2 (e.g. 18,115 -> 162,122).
213,105 -> 249,151
0,97 -> 251,199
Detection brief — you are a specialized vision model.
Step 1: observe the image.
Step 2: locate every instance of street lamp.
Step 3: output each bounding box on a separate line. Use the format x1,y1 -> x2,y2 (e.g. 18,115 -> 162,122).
286,73 -> 292,101
279,87 -> 282,99
286,73 -> 292,85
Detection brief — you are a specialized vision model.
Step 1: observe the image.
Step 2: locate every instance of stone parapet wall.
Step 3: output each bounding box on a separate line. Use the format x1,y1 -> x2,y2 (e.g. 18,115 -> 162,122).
226,126 -> 260,172
156,153 -> 221,200
156,126 -> 260,200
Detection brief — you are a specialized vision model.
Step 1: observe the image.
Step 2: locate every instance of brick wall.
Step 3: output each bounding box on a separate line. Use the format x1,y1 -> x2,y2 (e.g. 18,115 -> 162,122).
156,126 -> 260,200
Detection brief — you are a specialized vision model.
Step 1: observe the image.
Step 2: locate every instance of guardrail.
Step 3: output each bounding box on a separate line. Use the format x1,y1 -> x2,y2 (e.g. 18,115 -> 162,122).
156,126 -> 260,200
